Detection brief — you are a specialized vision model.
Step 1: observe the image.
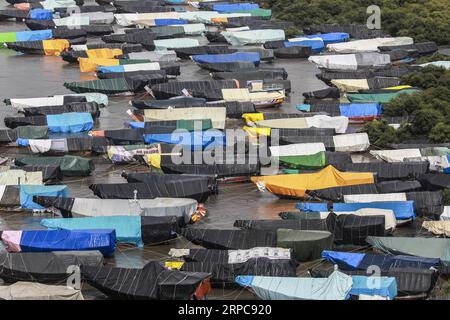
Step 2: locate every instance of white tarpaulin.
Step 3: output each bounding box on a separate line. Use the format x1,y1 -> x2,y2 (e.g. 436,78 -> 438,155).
309,53 -> 391,70
154,38 -> 200,50
74,12 -> 114,24
0,282 -> 84,300
28,139 -> 68,154
9,94 -> 108,111
115,13 -> 180,26
344,193 -> 407,203
180,23 -> 206,35
333,133 -> 370,152
420,61 -> 450,69
53,15 -> 90,27
0,170 -> 43,185
423,156 -> 450,172
331,79 -> 369,92
440,207 -> 450,221
40,0 -> 76,10
422,221 -> 450,237
305,115 -> 349,134
70,197 -> 198,223
127,51 -> 177,62
369,149 -> 422,162
178,11 -> 219,22
327,37 -> 414,53
144,107 -> 226,129
222,29 -> 285,46
120,62 -> 160,72
221,88 -> 285,104
269,143 -> 325,157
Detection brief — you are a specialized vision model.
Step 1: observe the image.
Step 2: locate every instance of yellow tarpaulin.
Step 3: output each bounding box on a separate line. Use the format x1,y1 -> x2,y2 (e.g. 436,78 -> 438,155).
146,154 -> 161,169
86,48 -> 123,59
221,89 -> 285,105
243,126 -> 271,137
383,85 -> 412,90
165,261 -> 184,269
331,79 -> 369,92
256,117 -> 309,129
211,17 -> 228,24
251,165 -> 374,198
79,58 -> 120,72
42,39 -> 70,56
242,113 -> 264,124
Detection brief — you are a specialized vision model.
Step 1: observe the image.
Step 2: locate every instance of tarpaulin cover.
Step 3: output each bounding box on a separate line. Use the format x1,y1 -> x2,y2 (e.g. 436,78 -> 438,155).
0,169 -> 42,185
322,251 -> 440,271
15,155 -> 94,177
192,52 -> 260,65
279,152 -> 326,170
64,77 -> 150,95
2,229 -> 116,257
339,103 -> 381,117
81,261 -> 210,300
302,33 -> 349,44
19,185 -> 69,210
0,29 -> 52,43
29,9 -> 52,20
419,173 -> 450,190
213,3 -> 259,13
144,107 -> 227,129
153,38 -> 199,50
285,38 -> 324,53
347,89 -> 419,104
180,258 -> 296,287
0,251 -> 103,283
256,115 -> 349,134
366,236 -> 450,265
0,282 -> 84,300
144,130 -> 226,150
46,112 -> 93,133
251,165 -> 374,198
270,143 -> 326,157
97,62 -> 161,73
41,216 -> 143,247
33,196 -> 197,222
90,178 -> 212,203
333,162 -> 428,180
376,180 -> 421,193
42,39 -> 70,56
331,201 -> 415,220
327,37 -> 413,53
350,276 -> 397,299
309,53 -> 391,71
150,80 -> 237,101
222,29 -> 285,46
235,271 -> 352,300
130,119 -> 212,132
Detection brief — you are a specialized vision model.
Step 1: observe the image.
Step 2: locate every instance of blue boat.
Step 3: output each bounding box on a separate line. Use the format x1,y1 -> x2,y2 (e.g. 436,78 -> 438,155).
192,52 -> 260,66
1,229 -> 116,257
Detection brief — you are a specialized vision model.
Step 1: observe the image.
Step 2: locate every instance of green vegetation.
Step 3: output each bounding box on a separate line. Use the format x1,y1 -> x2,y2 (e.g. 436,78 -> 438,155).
362,66 -> 450,147
270,0 -> 450,45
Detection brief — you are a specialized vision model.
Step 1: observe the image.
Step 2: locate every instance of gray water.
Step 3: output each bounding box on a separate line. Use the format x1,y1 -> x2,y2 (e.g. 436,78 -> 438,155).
0,1 -> 431,299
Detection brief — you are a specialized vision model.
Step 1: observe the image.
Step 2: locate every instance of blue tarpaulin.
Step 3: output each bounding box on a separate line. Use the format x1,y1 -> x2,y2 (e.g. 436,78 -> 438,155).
143,130 -> 226,150
41,216 -> 143,247
213,3 -> 259,12
444,155 -> 450,174
19,229 -> 116,257
192,52 -> 260,65
46,112 -> 93,133
16,138 -> 29,147
97,65 -> 127,73
30,9 -> 53,20
339,103 -> 382,118
284,39 -> 325,53
322,250 -> 440,271
154,19 -> 188,26
20,185 -> 69,210
302,33 -> 350,44
296,202 -> 328,212
15,30 -> 53,42
333,201 -> 415,220
350,276 -> 397,299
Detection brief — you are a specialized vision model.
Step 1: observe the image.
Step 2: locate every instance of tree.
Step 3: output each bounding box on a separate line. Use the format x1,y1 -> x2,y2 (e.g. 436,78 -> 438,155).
428,122 -> 450,143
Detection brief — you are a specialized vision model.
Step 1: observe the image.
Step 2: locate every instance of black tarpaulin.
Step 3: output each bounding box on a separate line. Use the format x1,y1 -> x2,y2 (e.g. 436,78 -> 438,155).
11,165 -> 62,182
419,174 -> 450,190
406,191 -> 443,218
141,216 -> 180,245
81,261 -> 210,300
332,162 -> 429,180
274,46 -> 312,59
174,45 -> 236,59
32,196 -> 74,218
196,62 -> 256,73
132,97 -> 206,109
307,184 -> 379,202
376,180 -> 422,193
151,80 -> 237,100
0,251 -> 103,284
4,115 -> 47,129
303,87 -> 340,100
211,69 -> 288,81
180,258 -> 297,288
103,128 -> 144,144
23,102 -> 101,118
89,180 -> 212,203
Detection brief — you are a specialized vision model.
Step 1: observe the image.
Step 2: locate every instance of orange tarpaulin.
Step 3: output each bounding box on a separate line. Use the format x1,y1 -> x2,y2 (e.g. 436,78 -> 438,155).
43,39 -> 70,56
86,48 -> 123,59
211,17 -> 228,24
78,58 -> 120,72
251,165 -> 374,198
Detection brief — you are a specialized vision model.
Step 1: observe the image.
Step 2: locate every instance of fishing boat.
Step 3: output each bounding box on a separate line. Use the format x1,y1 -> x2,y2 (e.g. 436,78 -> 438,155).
309,52 -> 391,71
143,107 -> 226,129
5,39 -> 72,56
64,76 -> 157,95
1,229 -> 116,257
253,115 -> 349,134
4,93 -> 108,110
81,261 -> 211,300
327,37 -> 413,53
221,29 -> 285,46
150,80 -> 238,100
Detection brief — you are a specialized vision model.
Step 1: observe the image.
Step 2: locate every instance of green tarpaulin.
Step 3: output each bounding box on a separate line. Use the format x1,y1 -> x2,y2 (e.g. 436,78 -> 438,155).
240,9 -> 272,19
279,152 -> 326,169
347,89 -> 419,104
15,126 -> 49,139
15,155 -> 94,177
